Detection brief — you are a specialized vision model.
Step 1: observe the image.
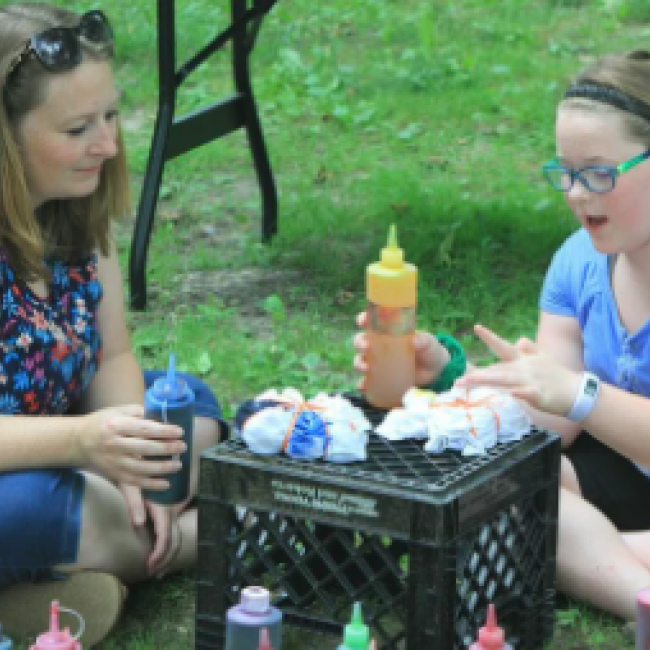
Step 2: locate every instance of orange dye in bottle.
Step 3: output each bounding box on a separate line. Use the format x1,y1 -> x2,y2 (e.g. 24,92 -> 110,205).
365,224 -> 417,409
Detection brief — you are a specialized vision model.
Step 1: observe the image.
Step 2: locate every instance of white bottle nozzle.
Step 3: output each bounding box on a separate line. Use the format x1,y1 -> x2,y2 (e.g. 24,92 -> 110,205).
36,601 -> 85,648
241,586 -> 271,613
60,606 -> 85,642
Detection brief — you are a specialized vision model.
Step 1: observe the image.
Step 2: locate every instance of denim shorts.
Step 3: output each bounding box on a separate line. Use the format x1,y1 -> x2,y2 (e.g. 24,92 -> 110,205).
0,372 -> 222,588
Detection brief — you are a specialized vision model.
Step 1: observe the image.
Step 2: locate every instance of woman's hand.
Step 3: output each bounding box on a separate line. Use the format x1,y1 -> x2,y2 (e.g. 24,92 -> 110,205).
454,323 -> 581,415
145,500 -> 181,576
353,311 -> 450,390
118,483 -> 181,575
76,404 -> 186,490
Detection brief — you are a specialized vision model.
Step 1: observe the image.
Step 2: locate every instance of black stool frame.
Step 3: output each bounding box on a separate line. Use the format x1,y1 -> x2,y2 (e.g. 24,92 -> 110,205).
129,0 -> 278,310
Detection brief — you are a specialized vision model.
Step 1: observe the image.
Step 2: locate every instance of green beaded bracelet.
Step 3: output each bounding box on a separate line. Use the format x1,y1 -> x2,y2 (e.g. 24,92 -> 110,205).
427,333 -> 467,393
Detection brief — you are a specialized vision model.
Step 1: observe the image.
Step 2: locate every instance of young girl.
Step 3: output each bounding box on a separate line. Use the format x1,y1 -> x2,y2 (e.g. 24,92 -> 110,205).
0,4 -> 222,644
355,49 -> 650,624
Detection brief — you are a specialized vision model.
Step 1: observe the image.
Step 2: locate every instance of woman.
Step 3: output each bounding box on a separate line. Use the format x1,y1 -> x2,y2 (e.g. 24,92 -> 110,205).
356,49 -> 650,624
0,4 -> 222,645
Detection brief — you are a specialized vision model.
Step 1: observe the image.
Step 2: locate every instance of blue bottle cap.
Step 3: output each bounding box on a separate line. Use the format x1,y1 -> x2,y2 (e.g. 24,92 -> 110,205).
149,353 -> 194,405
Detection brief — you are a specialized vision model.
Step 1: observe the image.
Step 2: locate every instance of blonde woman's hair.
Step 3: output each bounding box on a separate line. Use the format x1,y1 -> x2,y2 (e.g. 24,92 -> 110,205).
0,2 -> 130,281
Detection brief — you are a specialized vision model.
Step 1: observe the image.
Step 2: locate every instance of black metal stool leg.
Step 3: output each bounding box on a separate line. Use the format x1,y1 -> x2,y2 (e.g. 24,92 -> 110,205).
129,0 -> 177,310
129,0 -> 278,309
232,0 -> 277,242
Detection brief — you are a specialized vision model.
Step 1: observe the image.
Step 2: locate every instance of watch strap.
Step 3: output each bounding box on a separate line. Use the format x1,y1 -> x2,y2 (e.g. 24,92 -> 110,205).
566,371 -> 601,422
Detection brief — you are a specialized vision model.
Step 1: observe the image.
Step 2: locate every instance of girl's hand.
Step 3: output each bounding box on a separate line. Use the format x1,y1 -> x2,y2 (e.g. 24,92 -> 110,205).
353,311 -> 450,390
76,404 -> 186,490
454,323 -> 580,415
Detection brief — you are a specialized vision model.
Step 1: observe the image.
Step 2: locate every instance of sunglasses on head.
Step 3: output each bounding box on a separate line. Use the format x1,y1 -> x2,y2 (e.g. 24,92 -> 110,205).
6,10 -> 113,80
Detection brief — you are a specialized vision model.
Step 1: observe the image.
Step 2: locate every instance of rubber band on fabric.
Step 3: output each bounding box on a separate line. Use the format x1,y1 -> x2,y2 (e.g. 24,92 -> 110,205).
427,334 -> 467,393
281,402 -> 331,459
429,394 -> 502,437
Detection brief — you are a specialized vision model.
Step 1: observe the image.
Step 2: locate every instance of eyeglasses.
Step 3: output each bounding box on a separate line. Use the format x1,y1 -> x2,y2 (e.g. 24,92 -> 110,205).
542,149 -> 650,194
6,10 -> 113,80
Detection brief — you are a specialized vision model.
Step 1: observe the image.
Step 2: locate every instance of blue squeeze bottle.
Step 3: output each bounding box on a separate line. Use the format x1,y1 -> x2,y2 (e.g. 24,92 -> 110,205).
0,623 -> 12,650
142,353 -> 194,505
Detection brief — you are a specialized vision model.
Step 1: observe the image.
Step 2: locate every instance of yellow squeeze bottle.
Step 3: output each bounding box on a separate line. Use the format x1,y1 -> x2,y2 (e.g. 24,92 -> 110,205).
365,224 -> 418,409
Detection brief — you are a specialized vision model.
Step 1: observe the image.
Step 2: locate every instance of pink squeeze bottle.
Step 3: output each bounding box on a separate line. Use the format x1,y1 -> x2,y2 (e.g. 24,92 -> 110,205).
30,601 -> 82,650
468,604 -> 513,650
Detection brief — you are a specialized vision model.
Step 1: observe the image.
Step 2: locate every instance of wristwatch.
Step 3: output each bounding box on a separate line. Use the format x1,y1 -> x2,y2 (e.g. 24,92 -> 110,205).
566,372 -> 601,422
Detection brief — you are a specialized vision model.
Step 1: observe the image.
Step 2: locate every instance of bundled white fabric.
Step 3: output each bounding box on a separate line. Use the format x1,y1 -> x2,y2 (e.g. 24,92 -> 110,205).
237,389 -> 371,462
375,386 -> 532,456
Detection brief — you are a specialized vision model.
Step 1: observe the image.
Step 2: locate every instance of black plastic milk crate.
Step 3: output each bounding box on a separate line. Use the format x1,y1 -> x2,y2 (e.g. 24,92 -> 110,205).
196,406 -> 560,650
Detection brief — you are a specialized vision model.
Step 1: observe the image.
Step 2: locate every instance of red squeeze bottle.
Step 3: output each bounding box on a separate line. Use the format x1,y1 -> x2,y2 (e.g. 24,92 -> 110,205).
468,604 -> 513,650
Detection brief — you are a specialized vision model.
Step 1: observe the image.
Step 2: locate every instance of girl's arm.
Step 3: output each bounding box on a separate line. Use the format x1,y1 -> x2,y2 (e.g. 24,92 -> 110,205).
524,311 -> 584,447
455,312 -> 585,447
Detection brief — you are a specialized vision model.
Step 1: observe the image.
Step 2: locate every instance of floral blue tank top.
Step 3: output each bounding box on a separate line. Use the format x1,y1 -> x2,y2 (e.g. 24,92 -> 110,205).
0,249 -> 102,415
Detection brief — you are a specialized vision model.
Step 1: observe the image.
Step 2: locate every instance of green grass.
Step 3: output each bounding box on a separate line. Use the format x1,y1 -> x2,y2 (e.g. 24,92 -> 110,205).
2,0 -> 649,647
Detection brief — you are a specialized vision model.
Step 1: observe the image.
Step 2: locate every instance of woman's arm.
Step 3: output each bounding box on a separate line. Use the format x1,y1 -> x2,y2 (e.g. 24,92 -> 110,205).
80,243 -> 181,571
78,243 -> 145,412
0,413 -> 86,469
0,244 -> 184,485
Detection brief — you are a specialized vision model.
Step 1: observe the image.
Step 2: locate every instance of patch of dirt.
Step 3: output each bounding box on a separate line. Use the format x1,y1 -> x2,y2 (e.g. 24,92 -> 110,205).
117,178 -> 320,339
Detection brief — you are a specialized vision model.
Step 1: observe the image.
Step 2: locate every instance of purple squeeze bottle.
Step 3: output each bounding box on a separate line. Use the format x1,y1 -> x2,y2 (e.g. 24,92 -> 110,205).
636,587 -> 650,649
225,586 -> 282,650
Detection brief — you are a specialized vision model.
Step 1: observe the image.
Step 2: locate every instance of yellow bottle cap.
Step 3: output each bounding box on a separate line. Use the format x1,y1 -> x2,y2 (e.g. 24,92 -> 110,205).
366,224 -> 417,308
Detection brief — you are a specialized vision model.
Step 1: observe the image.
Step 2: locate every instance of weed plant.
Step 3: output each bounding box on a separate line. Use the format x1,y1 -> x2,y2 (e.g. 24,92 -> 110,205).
0,0 -> 647,647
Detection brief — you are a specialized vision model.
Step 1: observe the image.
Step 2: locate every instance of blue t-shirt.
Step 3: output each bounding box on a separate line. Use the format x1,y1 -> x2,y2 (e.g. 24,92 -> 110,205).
540,228 -> 650,395
540,228 -> 650,474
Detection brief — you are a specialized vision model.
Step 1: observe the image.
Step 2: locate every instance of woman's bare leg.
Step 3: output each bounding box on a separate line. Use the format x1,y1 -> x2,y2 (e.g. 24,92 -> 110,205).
57,416 -> 221,583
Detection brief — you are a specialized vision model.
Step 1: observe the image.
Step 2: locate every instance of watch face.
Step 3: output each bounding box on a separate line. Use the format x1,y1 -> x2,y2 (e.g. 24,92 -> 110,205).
585,377 -> 599,397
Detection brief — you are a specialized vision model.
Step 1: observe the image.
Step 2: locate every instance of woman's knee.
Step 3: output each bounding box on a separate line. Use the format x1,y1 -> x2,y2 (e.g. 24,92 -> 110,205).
194,415 -> 222,453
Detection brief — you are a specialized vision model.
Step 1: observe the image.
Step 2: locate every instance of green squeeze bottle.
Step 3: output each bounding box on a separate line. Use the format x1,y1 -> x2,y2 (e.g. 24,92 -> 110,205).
336,603 -> 370,650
